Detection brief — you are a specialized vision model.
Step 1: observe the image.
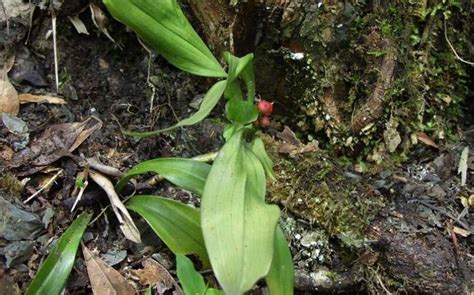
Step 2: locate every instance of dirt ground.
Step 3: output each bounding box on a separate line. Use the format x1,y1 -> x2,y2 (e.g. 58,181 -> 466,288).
1,2 -> 473,294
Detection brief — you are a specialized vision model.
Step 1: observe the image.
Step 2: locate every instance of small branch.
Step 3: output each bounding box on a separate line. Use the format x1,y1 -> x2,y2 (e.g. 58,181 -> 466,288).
444,18 -> 474,66
24,170 -> 63,203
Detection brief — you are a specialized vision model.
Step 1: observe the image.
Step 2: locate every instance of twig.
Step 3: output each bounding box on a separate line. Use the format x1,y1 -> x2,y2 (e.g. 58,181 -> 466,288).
137,36 -> 157,114
414,199 -> 470,231
86,157 -> 123,178
24,170 -> 63,203
71,180 -> 88,212
51,11 -> 59,92
444,18 -> 474,66
370,267 -> 392,295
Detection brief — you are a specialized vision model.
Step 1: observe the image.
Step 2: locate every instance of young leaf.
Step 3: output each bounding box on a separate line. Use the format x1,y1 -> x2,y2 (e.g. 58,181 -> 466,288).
116,158 -> 211,195
124,80 -> 227,138
224,80 -> 244,101
103,0 -> 226,78
266,227 -> 294,295
240,60 -> 256,101
224,52 -> 256,100
226,99 -> 259,124
224,52 -> 254,83
176,254 -> 207,294
126,195 -> 210,267
201,130 -> 280,294
248,137 -> 276,180
26,212 -> 92,295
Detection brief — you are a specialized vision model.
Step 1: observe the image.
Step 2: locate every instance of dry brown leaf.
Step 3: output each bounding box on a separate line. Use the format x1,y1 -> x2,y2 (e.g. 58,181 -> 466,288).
452,226 -> 471,238
90,3 -> 117,45
89,171 -> 141,243
416,132 -> 439,148
0,78 -> 19,115
9,117 -> 102,171
18,93 -> 66,105
276,126 -> 302,146
132,258 -> 182,294
82,244 -> 135,295
68,15 -> 89,35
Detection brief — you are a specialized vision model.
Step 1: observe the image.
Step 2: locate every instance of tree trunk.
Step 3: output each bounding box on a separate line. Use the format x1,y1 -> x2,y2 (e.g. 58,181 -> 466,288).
186,0 -> 471,158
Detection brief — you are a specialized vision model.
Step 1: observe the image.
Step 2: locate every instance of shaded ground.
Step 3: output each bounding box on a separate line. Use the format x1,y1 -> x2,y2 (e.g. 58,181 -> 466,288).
1,3 -> 473,294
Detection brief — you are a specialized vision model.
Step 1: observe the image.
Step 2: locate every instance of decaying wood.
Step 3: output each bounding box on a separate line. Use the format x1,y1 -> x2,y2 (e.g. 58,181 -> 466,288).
185,0 -> 258,56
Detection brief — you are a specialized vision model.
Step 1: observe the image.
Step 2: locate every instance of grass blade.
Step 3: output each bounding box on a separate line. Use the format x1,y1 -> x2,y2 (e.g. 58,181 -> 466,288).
26,212 -> 92,295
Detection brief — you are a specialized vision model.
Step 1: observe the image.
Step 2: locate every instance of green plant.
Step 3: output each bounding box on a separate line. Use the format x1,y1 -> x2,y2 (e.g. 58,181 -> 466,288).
103,0 -> 294,294
26,213 -> 92,295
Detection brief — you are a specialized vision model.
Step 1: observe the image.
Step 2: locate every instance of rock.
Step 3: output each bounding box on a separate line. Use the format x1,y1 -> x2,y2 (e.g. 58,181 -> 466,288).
0,196 -> 43,241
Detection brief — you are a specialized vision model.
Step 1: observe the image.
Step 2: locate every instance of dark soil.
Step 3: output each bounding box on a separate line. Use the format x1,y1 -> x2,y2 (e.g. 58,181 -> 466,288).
1,3 -> 473,295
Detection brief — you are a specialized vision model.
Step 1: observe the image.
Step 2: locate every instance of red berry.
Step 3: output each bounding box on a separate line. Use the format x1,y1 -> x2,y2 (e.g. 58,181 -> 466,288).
257,99 -> 273,116
259,116 -> 271,128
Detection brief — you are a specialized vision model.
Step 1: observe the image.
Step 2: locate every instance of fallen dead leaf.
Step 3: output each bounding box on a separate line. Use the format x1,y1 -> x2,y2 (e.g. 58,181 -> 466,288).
469,194 -> 474,208
452,226 -> 471,238
90,3 -> 118,45
18,93 -> 66,105
416,132 -> 439,149
0,78 -> 19,115
89,171 -> 141,243
68,15 -> 89,35
82,244 -> 135,295
8,117 -> 102,171
276,126 -> 302,146
131,258 -> 182,294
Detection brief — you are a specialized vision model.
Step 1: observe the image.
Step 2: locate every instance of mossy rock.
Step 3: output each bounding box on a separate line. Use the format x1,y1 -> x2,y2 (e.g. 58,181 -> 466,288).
264,135 -> 385,240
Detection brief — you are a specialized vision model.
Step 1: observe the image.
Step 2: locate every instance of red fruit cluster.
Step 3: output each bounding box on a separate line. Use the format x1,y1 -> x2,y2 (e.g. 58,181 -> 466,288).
255,99 -> 273,128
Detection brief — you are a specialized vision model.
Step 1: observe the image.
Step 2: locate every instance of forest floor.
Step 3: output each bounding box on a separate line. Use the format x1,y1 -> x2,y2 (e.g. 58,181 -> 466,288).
1,4 -> 473,294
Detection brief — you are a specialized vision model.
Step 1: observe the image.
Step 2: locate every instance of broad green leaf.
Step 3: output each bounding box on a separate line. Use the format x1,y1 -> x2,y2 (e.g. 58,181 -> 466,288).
266,227 -> 294,295
201,130 -> 280,294
248,137 -> 276,180
124,80 -> 227,137
26,212 -> 92,295
205,289 -> 224,295
226,99 -> 259,124
116,158 -> 211,195
223,123 -> 243,141
127,195 -> 209,267
224,52 -> 254,83
103,0 -> 226,77
224,80 -> 244,101
176,254 -> 207,294
240,59 -> 256,101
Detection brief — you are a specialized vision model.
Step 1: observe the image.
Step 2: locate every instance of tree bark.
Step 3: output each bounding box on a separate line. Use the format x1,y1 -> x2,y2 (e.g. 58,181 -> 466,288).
185,0 -> 470,157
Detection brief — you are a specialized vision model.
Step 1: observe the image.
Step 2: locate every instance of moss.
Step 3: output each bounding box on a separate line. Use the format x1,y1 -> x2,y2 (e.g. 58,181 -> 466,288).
0,174 -> 24,198
259,1 -> 470,158
264,136 -> 385,241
